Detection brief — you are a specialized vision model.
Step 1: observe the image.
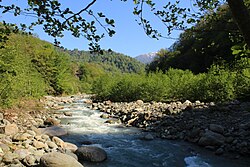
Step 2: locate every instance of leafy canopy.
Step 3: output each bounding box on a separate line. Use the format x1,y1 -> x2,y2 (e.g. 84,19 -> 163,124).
1,0 -> 250,50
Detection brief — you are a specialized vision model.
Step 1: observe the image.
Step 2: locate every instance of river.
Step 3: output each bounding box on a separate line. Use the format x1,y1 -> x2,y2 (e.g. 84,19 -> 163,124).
58,98 -> 249,167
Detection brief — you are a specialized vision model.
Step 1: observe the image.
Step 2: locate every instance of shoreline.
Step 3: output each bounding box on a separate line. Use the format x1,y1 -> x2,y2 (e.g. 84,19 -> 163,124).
1,95 -> 250,166
89,99 -> 250,159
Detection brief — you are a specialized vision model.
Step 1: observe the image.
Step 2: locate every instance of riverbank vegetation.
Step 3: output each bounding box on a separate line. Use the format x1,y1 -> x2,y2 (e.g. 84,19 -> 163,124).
0,28 -> 145,107
93,5 -> 250,103
93,62 -> 250,102
1,2 -> 250,107
0,30 -> 249,107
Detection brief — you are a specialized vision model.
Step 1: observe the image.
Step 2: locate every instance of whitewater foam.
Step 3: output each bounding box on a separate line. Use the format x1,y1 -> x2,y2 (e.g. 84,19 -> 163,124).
185,156 -> 211,167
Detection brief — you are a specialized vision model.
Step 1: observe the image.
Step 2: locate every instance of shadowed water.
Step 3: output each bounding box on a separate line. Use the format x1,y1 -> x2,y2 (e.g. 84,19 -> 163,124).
59,99 -> 249,167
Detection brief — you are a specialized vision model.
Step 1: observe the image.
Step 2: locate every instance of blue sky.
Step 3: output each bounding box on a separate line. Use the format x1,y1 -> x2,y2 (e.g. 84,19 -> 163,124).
0,0 -> 189,57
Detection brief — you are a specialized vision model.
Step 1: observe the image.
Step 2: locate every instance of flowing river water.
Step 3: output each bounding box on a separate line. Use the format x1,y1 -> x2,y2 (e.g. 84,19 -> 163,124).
58,98 -> 249,167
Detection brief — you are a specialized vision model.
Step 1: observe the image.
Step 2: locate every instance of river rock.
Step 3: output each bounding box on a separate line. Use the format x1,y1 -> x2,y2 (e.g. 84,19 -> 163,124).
52,136 -> 64,147
14,149 -> 30,160
65,151 -> 78,160
143,133 -> 154,140
40,126 -> 67,137
209,124 -> 224,134
5,123 -> 19,136
136,100 -> 144,105
0,112 -> 3,121
44,118 -> 61,126
23,155 -> 37,166
215,148 -> 224,155
76,146 -> 107,162
40,152 -> 84,167
3,152 -> 19,163
198,130 -> 225,147
104,119 -> 121,124
62,142 -> 78,152
84,99 -> 93,104
63,112 -> 72,117
33,140 -> 48,149
34,118 -> 44,127
46,141 -> 58,149
100,114 -> 109,119
13,133 -> 33,141
26,130 -> 37,137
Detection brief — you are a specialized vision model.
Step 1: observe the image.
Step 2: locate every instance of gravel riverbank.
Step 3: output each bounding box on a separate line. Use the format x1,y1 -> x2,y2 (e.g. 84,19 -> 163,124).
0,95 -> 107,167
89,99 -> 250,158
1,95 -> 250,166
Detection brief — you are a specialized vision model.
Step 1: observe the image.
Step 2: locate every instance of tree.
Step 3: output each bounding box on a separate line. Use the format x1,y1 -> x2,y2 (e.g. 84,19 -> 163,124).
1,0 -> 250,50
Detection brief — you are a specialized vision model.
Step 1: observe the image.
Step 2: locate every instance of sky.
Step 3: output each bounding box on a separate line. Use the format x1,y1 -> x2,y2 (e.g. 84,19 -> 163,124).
0,0 -> 188,57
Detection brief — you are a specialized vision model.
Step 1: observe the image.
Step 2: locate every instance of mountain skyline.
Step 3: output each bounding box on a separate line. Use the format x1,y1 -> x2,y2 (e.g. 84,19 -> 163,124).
135,52 -> 158,64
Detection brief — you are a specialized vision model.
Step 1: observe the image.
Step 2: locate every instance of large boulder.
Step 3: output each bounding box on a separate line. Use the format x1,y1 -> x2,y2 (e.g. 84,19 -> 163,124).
76,146 -> 107,162
40,152 -> 83,167
198,130 -> 225,147
40,126 -> 67,137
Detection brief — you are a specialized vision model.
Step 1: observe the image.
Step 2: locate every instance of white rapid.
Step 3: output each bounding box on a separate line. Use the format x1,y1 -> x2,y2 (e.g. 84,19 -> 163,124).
58,98 -> 249,167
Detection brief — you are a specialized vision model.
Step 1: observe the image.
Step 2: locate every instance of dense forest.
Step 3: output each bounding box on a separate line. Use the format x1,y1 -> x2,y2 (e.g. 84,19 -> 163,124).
0,29 -> 144,107
62,49 -> 145,73
147,5 -> 246,74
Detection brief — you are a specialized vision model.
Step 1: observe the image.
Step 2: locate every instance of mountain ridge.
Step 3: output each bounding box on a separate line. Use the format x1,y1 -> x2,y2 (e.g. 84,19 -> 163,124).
135,52 -> 157,64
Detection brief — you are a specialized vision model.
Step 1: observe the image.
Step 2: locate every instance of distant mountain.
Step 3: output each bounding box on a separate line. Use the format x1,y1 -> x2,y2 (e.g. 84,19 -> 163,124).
135,52 -> 157,64
60,49 -> 145,73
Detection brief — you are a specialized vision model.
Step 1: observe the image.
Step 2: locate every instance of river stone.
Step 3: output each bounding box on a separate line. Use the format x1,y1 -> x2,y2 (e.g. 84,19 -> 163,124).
44,118 -> 61,126
14,149 -> 30,160
46,141 -> 58,149
33,140 -> 47,149
143,133 -> 154,140
104,119 -> 121,124
40,152 -> 84,167
76,146 -> 107,162
52,136 -> 64,147
40,126 -> 67,137
13,133 -> 33,141
65,151 -> 78,160
100,114 -> 109,119
0,125 -> 5,134
136,100 -> 144,105
3,152 -> 19,163
198,130 -> 225,146
0,143 -> 10,153
34,118 -> 44,127
23,155 -> 37,166
215,148 -> 224,155
0,112 -> 3,121
84,99 -> 93,104
63,112 -> 72,117
209,124 -> 224,134
26,130 -> 37,137
5,123 -> 19,136
62,142 -> 78,152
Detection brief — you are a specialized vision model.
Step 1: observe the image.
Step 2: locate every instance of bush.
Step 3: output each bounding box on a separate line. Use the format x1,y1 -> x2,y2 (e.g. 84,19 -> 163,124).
92,62 -> 250,103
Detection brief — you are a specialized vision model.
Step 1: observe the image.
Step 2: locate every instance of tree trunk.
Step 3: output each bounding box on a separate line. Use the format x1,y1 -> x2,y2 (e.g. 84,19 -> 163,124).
227,0 -> 250,48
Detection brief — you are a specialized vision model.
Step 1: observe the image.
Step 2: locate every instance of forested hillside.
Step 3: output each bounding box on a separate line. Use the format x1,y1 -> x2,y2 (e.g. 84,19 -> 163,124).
0,32 -> 82,106
147,5 -> 246,74
0,29 -> 146,107
62,49 -> 145,73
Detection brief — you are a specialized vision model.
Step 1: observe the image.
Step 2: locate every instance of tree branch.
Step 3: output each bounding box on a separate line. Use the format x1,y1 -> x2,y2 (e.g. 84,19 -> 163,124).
63,0 -> 97,24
